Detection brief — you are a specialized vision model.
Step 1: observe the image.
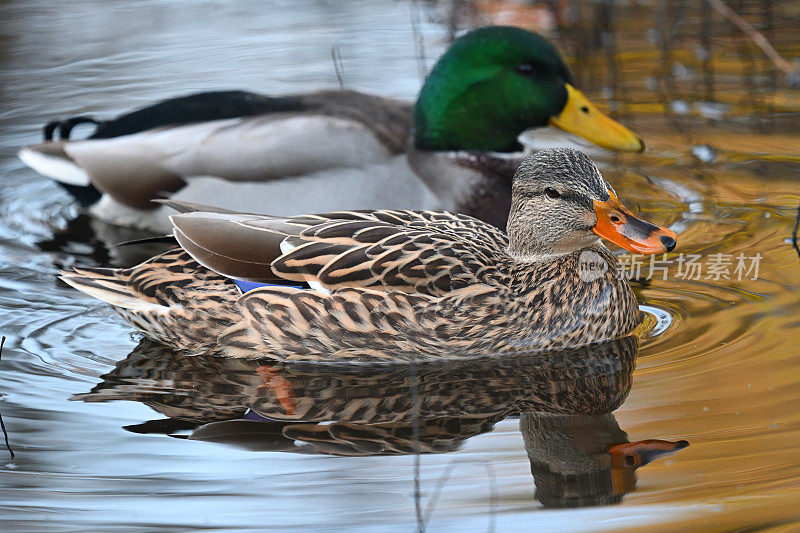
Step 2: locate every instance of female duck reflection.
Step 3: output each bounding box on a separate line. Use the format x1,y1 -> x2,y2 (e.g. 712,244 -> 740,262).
77,335 -> 688,508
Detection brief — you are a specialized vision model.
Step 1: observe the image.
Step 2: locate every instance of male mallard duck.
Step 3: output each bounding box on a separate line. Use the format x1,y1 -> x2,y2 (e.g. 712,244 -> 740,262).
60,149 -> 675,361
21,26 -> 643,231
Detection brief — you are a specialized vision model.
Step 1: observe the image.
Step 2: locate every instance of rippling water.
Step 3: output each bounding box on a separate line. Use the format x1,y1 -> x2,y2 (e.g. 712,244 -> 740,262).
1,1 -> 799,531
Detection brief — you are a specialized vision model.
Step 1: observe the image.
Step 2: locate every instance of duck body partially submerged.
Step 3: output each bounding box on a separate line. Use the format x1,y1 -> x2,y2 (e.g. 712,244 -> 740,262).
21,27 -> 644,231
61,149 -> 676,362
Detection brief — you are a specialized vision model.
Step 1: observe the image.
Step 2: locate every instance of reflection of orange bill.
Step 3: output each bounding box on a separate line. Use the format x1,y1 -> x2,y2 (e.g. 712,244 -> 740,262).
549,84 -> 645,153
608,439 -> 690,468
593,191 -> 677,254
608,439 -> 690,495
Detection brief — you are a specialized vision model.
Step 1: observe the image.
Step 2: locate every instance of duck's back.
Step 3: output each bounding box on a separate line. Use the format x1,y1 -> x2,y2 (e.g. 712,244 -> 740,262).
20,89 -> 425,230
59,89 -> 414,153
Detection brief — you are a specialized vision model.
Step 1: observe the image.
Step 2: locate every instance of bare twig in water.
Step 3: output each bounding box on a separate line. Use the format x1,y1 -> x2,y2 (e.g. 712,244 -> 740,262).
411,355 -> 424,532
655,0 -> 689,135
700,0 -> 715,102
423,460 -> 497,532
597,0 -> 622,111
0,336 -> 14,459
409,350 -> 497,532
792,201 -> 800,261
707,0 -> 799,79
410,0 -> 428,82
331,44 -> 345,89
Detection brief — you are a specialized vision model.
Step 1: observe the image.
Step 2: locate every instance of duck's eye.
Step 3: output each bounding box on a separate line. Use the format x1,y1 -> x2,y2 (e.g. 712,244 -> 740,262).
544,187 -> 561,199
515,63 -> 537,76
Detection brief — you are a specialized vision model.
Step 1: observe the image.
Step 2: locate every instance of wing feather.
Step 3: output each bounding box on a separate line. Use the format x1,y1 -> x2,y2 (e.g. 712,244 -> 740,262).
171,209 -> 510,296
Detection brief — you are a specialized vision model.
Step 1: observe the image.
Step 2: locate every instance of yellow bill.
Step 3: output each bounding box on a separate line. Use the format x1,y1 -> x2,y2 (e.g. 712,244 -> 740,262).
549,84 -> 645,153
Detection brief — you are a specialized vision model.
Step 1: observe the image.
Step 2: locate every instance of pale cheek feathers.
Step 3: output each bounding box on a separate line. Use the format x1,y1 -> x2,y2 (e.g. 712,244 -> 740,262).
583,209 -> 598,229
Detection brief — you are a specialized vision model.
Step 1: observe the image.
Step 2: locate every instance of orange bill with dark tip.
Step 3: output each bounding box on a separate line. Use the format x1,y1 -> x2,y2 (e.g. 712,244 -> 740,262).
592,191 -> 677,254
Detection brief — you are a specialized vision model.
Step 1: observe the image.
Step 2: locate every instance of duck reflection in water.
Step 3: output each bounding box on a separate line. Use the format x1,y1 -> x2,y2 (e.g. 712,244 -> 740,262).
522,413 -> 687,508
76,335 -> 688,509
38,214 -> 175,270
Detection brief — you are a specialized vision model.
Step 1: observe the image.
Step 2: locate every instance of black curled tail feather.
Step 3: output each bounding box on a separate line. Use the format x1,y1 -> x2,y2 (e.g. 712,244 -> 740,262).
40,116 -> 103,206
43,116 -> 101,141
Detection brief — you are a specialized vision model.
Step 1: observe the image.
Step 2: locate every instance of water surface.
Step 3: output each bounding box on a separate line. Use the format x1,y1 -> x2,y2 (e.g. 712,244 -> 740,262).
1,1 -> 799,531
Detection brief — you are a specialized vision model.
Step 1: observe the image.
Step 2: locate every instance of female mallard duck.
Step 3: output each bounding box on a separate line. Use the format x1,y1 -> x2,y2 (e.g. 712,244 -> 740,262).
60,149 -> 675,361
21,26 -> 643,231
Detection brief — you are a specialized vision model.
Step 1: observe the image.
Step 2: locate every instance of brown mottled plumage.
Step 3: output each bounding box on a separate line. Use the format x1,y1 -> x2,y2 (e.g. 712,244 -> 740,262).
76,335 -> 638,423
61,149 -> 676,362
75,336 -> 687,505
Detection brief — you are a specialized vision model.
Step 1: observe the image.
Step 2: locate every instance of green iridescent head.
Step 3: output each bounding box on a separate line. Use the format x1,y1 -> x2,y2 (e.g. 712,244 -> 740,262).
414,26 -> 643,153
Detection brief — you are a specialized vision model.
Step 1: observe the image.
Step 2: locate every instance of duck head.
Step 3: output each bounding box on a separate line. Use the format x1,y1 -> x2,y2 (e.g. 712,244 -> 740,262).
506,149 -> 676,259
522,413 -> 689,508
414,26 -> 644,153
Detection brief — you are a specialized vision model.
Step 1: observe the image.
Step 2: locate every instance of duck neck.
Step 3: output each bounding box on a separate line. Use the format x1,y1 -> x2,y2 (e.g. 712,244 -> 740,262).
413,110 -> 524,153
506,226 -> 601,262
412,149 -> 520,228
504,243 -> 616,289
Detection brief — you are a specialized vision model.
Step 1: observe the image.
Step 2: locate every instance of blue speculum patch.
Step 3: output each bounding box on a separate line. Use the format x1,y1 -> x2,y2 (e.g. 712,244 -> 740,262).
233,279 -> 303,293
244,410 -> 279,422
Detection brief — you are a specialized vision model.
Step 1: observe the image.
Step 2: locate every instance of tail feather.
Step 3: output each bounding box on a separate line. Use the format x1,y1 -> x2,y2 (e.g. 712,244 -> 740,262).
18,145 -> 90,187
43,116 -> 100,141
57,248 -> 243,354
154,198 -> 268,216
71,265 -> 118,277
20,119 -> 103,206
60,271 -> 169,314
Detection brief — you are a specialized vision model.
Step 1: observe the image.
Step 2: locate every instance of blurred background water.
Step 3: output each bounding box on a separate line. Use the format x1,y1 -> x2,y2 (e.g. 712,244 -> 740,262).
1,1 -> 799,531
